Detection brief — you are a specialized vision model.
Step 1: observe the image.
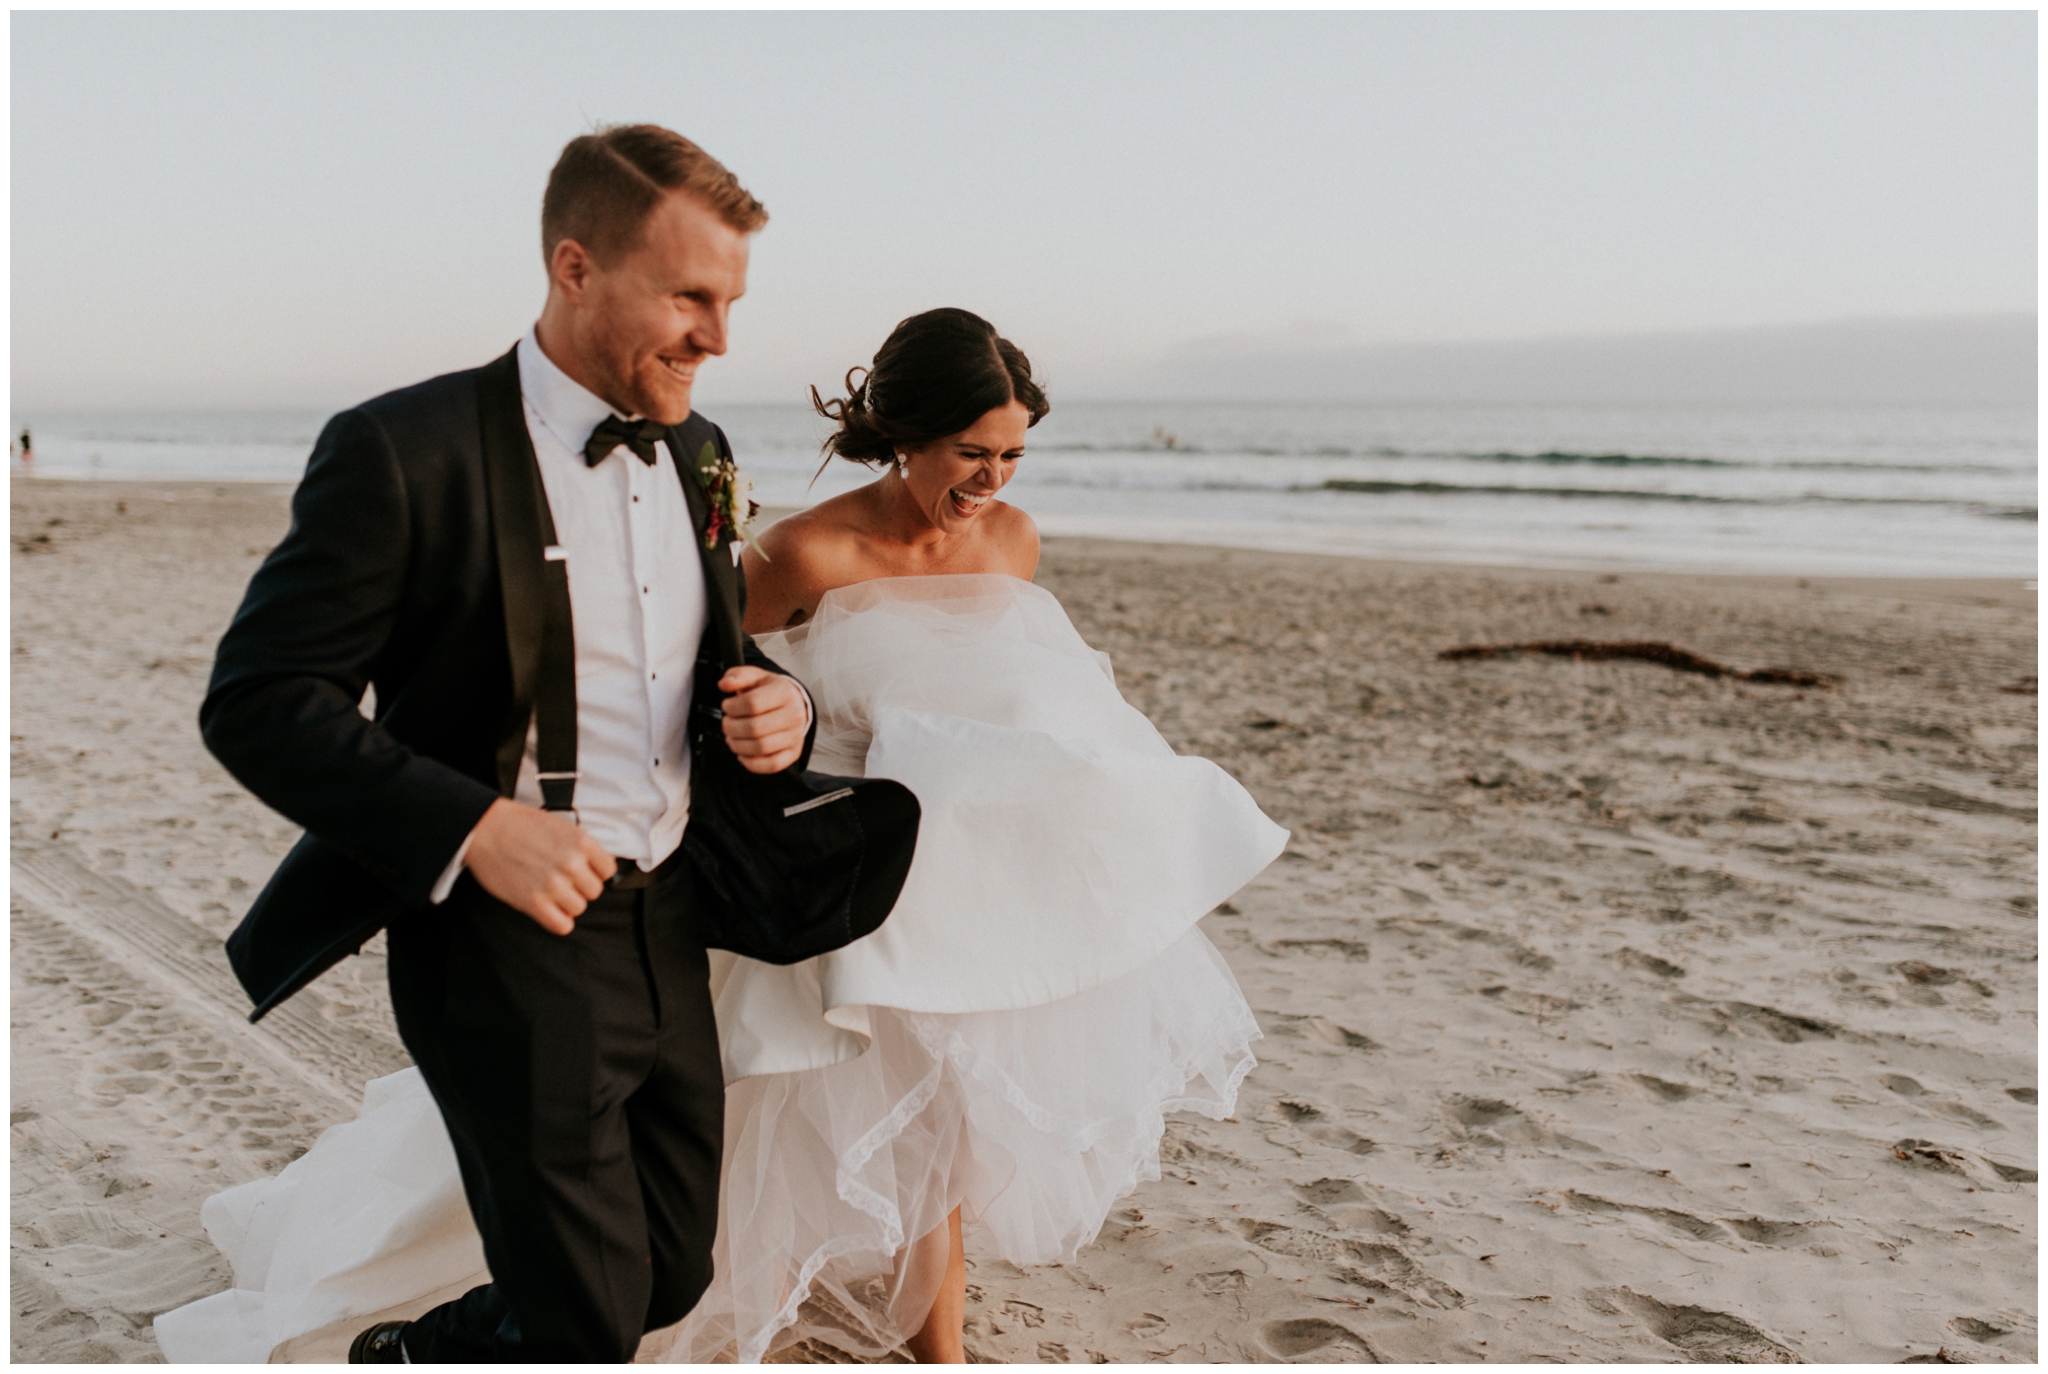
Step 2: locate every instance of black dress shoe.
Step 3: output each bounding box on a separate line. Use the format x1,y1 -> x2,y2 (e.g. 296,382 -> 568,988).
349,1320 -> 410,1363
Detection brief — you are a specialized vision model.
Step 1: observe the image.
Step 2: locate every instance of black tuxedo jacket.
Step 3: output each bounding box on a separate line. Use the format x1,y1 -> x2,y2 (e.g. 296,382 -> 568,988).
201,345 -> 808,1018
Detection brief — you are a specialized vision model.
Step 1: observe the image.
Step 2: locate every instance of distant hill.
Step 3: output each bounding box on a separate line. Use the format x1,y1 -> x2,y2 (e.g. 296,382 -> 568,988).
1119,314 -> 2035,406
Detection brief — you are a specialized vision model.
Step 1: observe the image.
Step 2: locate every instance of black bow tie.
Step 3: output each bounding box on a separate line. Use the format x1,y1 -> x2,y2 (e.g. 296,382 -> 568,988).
584,415 -> 667,468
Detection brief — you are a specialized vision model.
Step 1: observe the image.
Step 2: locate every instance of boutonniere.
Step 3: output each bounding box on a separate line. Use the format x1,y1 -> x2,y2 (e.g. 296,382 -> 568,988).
695,441 -> 766,558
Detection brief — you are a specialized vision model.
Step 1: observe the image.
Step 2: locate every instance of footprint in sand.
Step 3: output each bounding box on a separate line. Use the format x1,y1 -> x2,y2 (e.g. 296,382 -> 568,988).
1713,1001 -> 1843,1043
1258,1317 -> 1378,1361
1265,1013 -> 1380,1051
1260,1098 -> 1380,1156
1628,1073 -> 1698,1102
1308,1124 -> 1379,1155
1718,1217 -> 1820,1246
1614,946 -> 1687,979
1890,1139 -> 2036,1184
1239,1220 -> 1464,1311
1564,1191 -> 1727,1242
1585,1288 -> 1799,1362
1881,1077 -> 2008,1129
1333,1207 -> 1412,1236
1292,1178 -> 1366,1207
1947,1315 -> 2032,1354
1443,1095 -> 1519,1128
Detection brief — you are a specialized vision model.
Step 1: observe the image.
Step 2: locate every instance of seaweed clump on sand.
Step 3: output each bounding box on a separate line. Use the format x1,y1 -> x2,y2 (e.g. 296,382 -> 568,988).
1438,639 -> 1837,688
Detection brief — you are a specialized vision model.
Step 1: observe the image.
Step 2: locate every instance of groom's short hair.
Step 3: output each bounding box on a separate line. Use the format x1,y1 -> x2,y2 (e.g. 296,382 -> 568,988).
542,124 -> 767,265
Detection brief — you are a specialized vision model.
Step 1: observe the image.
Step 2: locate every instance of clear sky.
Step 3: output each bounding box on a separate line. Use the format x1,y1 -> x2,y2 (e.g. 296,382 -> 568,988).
11,10 -> 2036,409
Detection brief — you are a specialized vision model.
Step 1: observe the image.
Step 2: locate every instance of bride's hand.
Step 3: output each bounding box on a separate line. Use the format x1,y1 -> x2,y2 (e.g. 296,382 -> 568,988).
719,666 -> 808,774
464,799 -> 617,934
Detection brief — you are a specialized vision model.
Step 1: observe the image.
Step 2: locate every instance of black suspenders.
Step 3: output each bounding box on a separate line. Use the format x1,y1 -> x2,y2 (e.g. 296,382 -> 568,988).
533,528 -> 579,817
478,350 -> 580,818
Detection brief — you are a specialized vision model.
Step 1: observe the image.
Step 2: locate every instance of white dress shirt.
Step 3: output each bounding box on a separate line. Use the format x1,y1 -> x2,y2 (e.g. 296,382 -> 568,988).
431,328 -> 712,900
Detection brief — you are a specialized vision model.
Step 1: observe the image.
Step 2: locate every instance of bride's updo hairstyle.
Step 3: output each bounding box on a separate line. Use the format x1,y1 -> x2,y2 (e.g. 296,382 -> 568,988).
811,308 -> 1049,470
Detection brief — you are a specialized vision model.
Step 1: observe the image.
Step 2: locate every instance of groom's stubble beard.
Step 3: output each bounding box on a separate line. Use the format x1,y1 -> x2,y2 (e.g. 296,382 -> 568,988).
564,256 -> 704,426
584,307 -> 699,427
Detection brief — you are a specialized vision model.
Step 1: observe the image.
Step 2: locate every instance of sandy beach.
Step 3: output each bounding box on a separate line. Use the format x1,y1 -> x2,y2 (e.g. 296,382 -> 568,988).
11,478 -> 2036,1363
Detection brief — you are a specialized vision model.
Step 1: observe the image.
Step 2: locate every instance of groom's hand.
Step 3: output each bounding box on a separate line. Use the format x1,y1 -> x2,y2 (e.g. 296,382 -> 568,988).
464,799 -> 617,935
719,666 -> 808,774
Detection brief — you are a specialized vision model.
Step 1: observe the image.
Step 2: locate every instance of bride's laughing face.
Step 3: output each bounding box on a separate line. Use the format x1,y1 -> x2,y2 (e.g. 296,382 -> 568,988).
898,402 -> 1030,532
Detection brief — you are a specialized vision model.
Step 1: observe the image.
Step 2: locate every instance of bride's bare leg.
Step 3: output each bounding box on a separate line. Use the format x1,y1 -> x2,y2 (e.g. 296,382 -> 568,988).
904,1207 -> 966,1363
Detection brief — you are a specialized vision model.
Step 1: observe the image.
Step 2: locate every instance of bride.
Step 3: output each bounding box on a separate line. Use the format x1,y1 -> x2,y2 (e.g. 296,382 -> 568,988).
153,308 -> 1285,1364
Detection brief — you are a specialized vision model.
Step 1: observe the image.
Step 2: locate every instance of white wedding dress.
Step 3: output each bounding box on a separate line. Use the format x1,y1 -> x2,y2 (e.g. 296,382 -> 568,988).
154,574 -> 1285,1364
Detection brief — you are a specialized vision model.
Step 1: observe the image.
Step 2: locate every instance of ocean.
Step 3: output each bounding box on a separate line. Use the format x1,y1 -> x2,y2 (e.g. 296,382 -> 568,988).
11,399 -> 2035,579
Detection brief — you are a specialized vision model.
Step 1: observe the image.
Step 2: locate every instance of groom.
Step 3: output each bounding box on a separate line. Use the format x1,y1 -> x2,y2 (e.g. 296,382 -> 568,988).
201,126 -> 809,1361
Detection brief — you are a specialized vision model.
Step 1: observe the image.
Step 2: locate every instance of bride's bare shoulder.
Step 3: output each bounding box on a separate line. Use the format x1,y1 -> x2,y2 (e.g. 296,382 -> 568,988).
743,494 -> 878,632
755,490 -> 873,563
989,499 -> 1041,577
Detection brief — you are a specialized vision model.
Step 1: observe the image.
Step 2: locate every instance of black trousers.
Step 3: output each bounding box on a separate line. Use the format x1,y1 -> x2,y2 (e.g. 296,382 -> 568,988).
385,861 -> 724,1362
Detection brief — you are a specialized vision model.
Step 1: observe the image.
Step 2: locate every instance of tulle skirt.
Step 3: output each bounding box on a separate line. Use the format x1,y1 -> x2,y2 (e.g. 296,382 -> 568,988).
650,927 -> 1257,1363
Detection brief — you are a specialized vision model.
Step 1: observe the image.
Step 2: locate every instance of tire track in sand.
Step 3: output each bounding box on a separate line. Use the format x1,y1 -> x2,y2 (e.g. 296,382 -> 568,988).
10,840 -> 409,1361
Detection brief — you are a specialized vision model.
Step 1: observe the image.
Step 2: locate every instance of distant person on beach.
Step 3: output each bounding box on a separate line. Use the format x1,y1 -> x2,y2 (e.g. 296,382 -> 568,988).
17,425 -> 31,465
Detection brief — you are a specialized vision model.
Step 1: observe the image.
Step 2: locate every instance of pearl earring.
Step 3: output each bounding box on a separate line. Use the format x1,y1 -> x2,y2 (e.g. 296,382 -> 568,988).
895,454 -> 908,475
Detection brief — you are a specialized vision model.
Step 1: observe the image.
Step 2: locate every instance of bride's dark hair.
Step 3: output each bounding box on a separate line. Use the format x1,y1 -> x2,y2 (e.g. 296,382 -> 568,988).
811,308 -> 1049,471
